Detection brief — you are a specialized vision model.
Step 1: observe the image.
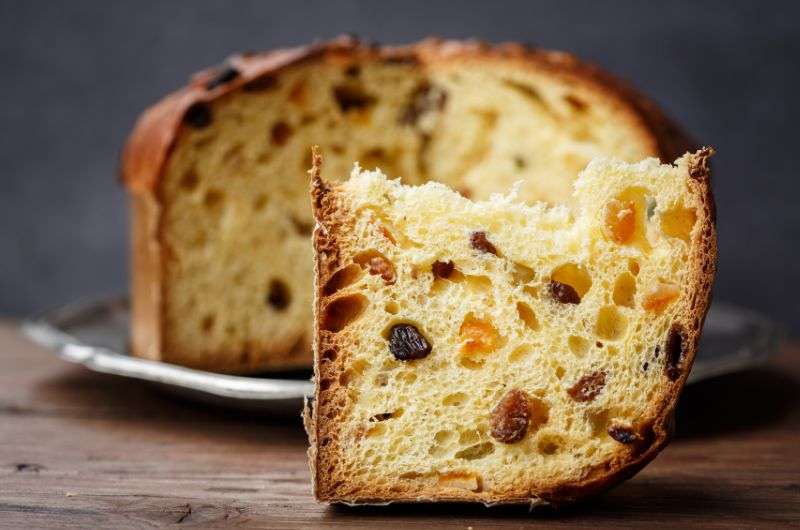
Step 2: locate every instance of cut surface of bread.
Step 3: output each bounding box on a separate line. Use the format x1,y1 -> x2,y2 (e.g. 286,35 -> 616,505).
308,148 -> 715,505
122,36 -> 694,373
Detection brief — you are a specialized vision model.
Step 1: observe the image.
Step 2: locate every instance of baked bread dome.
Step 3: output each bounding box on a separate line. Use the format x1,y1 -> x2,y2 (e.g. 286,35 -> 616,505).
307,147 -> 715,505
121,36 -> 694,373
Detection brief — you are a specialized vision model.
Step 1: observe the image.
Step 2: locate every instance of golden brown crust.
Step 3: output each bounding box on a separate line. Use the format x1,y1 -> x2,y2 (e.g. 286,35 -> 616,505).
122,35 -> 696,373
308,149 -> 717,506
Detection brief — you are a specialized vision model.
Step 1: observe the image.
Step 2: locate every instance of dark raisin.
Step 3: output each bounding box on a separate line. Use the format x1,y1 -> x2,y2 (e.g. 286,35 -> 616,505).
388,324 -> 431,361
205,66 -> 240,90
490,389 -> 531,444
642,361 -> 649,372
344,65 -> 361,77
399,82 -> 447,125
266,279 -> 290,310
270,121 -> 292,146
243,74 -> 277,92
184,102 -> 211,128
608,425 -> 639,444
470,231 -> 499,256
369,412 -> 393,422
567,371 -> 606,402
665,324 -> 686,381
549,280 -> 580,304
333,84 -> 376,112
431,260 -> 455,279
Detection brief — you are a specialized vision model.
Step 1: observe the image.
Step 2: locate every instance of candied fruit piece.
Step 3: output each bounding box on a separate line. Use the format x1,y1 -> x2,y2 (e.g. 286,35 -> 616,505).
605,199 -> 636,244
642,282 -> 680,313
490,389 -> 531,444
432,260 -> 455,279
549,280 -> 580,304
665,324 -> 686,381
388,324 -> 431,361
567,371 -> 607,402
470,231 -> 499,256
459,315 -> 502,355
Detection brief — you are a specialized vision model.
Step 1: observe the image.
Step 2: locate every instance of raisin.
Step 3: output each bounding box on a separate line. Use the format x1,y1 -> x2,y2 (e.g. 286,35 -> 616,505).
432,260 -> 455,279
266,279 -> 291,310
205,66 -> 240,90
608,425 -> 639,444
270,121 -> 292,146
549,280 -> 580,304
399,82 -> 448,125
470,231 -> 499,256
665,324 -> 686,381
388,324 -> 431,361
567,371 -> 606,402
333,84 -> 376,112
184,102 -> 212,128
490,389 -> 531,444
369,412 -> 393,422
367,256 -> 396,284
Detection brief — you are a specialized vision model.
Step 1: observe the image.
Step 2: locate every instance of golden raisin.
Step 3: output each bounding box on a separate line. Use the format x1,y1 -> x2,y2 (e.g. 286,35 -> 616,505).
642,282 -> 680,312
367,256 -> 396,284
605,199 -> 636,244
490,389 -> 531,444
470,231 -> 499,256
567,371 -> 607,402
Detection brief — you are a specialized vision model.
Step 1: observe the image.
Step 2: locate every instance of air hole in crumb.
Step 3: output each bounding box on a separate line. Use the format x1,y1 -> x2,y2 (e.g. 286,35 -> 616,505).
200,314 -> 215,333
179,169 -> 199,191
323,264 -> 362,296
455,442 -> 495,460
443,392 -> 468,406
513,155 -> 527,170
321,294 -> 367,332
203,189 -> 225,209
596,305 -> 627,340
564,94 -> 588,113
270,121 -> 293,146
252,194 -> 268,211
555,365 -> 566,379
661,204 -> 697,243
465,275 -> 492,292
613,272 -> 637,308
516,302 -> 539,330
365,423 -> 387,438
384,301 -> 399,314
266,279 -> 291,310
587,409 -> 610,437
538,435 -> 563,455
508,345 -> 531,363
511,262 -> 535,285
568,335 -> 589,357
290,215 -> 313,236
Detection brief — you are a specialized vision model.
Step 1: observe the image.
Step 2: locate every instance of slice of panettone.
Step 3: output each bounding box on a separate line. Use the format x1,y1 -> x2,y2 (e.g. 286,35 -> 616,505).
308,147 -> 715,505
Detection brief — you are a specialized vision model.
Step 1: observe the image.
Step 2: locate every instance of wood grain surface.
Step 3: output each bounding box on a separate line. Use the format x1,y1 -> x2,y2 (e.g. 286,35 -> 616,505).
0,321 -> 798,528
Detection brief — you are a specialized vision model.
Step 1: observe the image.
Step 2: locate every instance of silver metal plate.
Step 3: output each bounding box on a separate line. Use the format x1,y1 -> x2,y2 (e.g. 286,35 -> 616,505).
21,295 -> 782,414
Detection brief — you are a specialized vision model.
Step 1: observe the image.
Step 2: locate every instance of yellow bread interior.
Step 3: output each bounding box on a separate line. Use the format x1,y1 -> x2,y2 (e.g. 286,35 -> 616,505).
311,151 -> 715,503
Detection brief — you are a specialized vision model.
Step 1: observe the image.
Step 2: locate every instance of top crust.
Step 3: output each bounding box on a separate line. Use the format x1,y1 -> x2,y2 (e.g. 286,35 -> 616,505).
120,35 -> 694,193
308,149 -> 716,506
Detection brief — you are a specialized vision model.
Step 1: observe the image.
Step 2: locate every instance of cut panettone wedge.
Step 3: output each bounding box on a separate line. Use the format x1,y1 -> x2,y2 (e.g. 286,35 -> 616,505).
307,147 -> 716,505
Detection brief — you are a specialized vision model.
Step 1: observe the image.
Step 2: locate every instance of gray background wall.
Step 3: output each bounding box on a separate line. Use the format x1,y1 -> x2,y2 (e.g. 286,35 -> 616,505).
1,0 -> 798,332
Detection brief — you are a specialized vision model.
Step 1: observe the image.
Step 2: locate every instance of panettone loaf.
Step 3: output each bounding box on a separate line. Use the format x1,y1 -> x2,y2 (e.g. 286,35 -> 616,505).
308,148 -> 715,505
121,36 -> 694,373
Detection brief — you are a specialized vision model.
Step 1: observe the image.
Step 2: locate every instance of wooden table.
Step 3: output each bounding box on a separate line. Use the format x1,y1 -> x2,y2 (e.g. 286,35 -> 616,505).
1,320 -> 798,528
